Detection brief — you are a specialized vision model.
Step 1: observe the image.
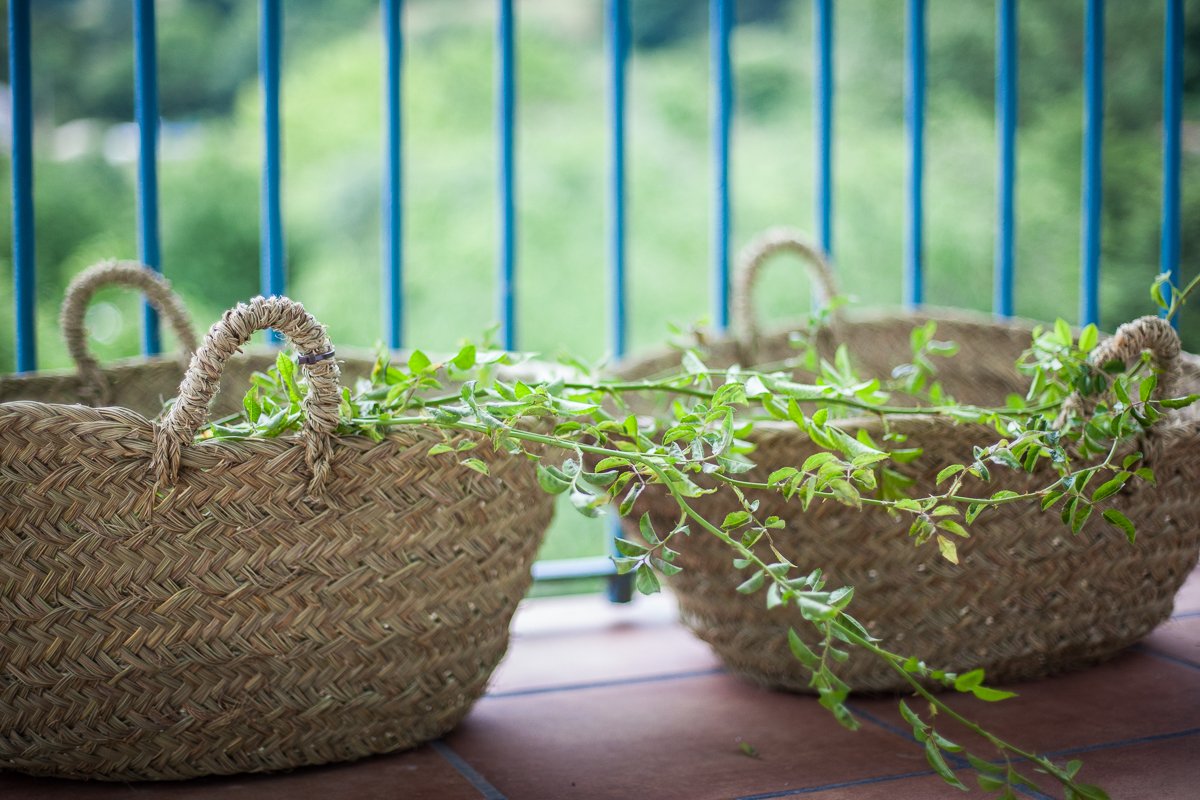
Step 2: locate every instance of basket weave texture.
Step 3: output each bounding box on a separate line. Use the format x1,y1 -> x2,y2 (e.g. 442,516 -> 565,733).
616,229 -> 1200,693
1,265 -> 554,780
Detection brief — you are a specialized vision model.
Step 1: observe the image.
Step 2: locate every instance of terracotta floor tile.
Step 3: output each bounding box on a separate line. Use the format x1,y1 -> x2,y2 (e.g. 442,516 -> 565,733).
852,647 -> 1200,761
1141,617 -> 1200,669
786,772 -> 971,799
1058,732 -> 1200,800
490,593 -> 720,695
0,745 -> 482,800
446,672 -> 926,800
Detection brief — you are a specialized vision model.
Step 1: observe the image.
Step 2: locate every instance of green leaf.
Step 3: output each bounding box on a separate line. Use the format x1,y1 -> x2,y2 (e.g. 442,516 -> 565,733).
937,534 -> 960,564
1151,274 -> 1170,309
936,464 -> 965,485
953,668 -> 985,692
407,349 -> 432,374
1078,323 -> 1099,352
938,520 -> 970,538
428,443 -> 455,456
635,567 -> 662,595
1070,501 -> 1094,534
639,512 -> 661,545
614,538 -> 648,557
681,350 -> 706,375
276,351 -> 302,404
971,685 -> 1018,702
787,628 -> 820,668
451,344 -> 477,370
924,740 -> 968,790
898,700 -> 926,734
1091,474 -> 1129,502
736,571 -> 765,594
536,464 -> 571,494
462,458 -> 490,476
1054,318 -> 1073,347
1159,393 -> 1200,409
1102,509 -> 1137,544
722,511 -> 752,529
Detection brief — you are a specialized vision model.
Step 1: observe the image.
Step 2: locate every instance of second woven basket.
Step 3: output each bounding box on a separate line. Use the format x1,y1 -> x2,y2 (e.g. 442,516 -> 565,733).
615,229 -> 1200,693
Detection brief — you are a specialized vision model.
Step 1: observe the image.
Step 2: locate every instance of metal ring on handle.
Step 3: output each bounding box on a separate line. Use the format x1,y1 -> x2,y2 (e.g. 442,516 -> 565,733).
152,296 -> 341,498
60,260 -> 200,406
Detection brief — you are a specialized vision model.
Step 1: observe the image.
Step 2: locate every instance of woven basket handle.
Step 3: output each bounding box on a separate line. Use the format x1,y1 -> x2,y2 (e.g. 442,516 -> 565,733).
61,260 -> 200,406
732,227 -> 841,362
1058,315 -> 1182,428
152,296 -> 341,498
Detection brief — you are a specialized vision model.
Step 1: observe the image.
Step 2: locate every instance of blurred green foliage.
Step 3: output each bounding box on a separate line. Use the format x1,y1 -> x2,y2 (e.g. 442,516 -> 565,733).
0,0 -> 1196,565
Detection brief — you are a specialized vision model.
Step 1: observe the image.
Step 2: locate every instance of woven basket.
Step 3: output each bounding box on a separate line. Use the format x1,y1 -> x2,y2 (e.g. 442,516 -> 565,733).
615,228 -> 1200,693
0,269 -> 555,780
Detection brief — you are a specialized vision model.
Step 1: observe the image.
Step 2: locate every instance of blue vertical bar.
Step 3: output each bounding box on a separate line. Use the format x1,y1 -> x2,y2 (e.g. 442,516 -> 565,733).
904,0 -> 926,308
710,0 -> 732,330
383,0 -> 404,349
10,0 -> 35,372
994,0 -> 1017,317
1080,0 -> 1104,327
1159,0 -> 1183,323
607,0 -> 633,604
497,0 -> 517,350
814,0 -> 834,257
134,0 -> 162,355
260,0 -> 285,320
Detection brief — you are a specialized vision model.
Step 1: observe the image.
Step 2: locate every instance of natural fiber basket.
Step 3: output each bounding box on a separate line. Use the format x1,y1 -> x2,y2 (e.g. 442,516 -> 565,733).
0,270 -> 555,780
615,228 -> 1200,693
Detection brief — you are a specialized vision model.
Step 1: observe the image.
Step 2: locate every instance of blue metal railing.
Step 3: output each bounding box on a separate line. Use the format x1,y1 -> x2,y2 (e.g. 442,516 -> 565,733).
383,0 -> 404,349
133,0 -> 162,355
1081,0 -> 1105,327
993,0 -> 1017,318
6,1 -> 1191,592
904,0 -> 925,309
814,0 -> 834,258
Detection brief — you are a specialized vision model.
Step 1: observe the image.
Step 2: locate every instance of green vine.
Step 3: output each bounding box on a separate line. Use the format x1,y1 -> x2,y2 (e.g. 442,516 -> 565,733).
188,280 -> 1200,799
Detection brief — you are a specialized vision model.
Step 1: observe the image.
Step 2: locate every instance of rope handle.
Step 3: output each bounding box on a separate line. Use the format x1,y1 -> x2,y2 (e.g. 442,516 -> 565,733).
731,227 -> 841,361
1058,315 -> 1182,428
152,296 -> 341,498
60,260 -> 200,406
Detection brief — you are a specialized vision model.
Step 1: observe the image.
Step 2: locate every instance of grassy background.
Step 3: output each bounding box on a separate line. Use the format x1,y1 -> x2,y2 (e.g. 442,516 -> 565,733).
0,0 -> 1197,573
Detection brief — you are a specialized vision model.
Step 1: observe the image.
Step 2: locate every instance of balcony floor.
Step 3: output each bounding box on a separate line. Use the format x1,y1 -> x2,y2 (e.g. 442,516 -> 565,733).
3,566 -> 1199,800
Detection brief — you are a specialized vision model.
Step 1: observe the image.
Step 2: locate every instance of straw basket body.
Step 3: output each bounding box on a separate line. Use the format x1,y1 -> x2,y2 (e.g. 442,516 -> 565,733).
0,266 -> 554,780
616,230 -> 1200,693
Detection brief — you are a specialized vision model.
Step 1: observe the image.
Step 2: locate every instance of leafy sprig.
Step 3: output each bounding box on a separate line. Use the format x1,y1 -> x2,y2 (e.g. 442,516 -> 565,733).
190,294 -> 1200,798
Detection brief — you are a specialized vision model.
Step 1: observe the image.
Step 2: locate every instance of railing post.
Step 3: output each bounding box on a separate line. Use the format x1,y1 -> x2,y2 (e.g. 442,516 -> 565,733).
607,0 -> 634,604
904,0 -> 926,308
383,0 -> 404,349
134,0 -> 163,355
710,0 -> 732,331
260,0 -> 285,343
9,0 -> 35,372
1080,0 -> 1104,327
994,0 -> 1017,318
497,0 -> 517,350
814,0 -> 834,259
1159,0 -> 1183,323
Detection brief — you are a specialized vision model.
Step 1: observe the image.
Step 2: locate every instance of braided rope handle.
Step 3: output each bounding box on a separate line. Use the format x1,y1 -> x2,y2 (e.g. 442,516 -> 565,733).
1058,315 -> 1182,428
60,260 -> 200,406
732,227 -> 841,362
152,296 -> 341,498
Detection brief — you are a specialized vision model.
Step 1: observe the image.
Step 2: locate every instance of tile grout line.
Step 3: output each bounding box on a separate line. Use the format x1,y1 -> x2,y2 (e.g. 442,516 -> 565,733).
1170,609 -> 1200,620
1132,643 -> 1200,671
430,740 -> 509,800
847,702 -> 970,770
1040,725 -> 1200,760
484,667 -> 724,699
734,769 -> 936,799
